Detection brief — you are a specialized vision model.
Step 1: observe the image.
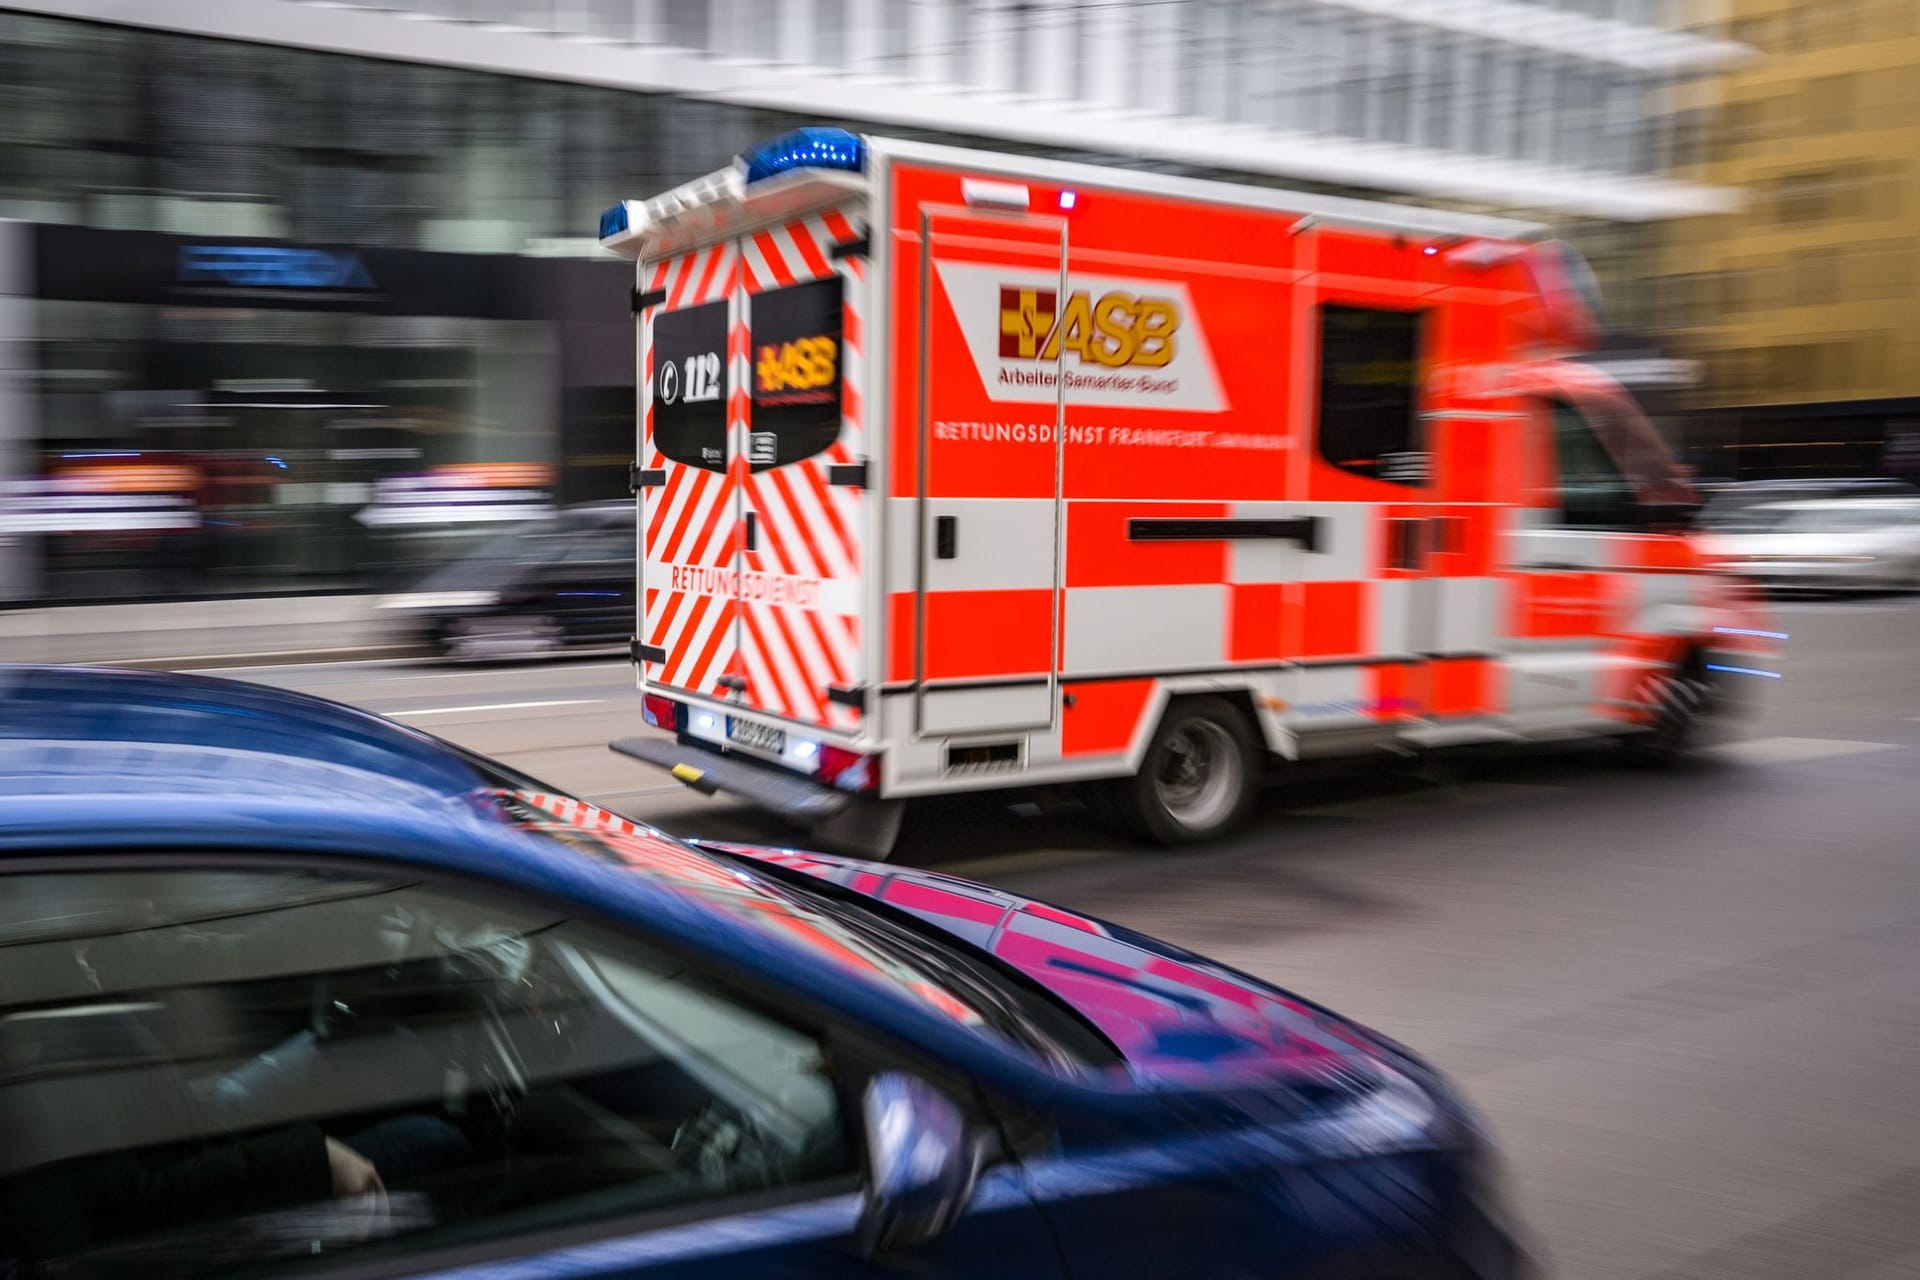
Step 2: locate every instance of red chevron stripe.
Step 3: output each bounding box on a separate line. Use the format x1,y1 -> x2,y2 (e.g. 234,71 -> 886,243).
785,218 -> 831,278
751,230 -> 798,289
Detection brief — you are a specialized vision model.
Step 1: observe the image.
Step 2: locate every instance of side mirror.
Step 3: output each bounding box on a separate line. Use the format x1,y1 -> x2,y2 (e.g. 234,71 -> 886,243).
856,1072 -> 980,1257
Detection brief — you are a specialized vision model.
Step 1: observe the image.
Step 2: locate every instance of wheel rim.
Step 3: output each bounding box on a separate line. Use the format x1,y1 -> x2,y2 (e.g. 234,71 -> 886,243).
1151,719 -> 1241,831
1645,669 -> 1711,743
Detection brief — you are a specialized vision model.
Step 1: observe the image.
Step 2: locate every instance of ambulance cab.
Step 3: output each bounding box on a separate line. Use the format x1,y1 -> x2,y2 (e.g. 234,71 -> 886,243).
600,128 -> 1777,857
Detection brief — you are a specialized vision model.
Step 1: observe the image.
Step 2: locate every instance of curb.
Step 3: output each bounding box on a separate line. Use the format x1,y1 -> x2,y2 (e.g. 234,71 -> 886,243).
97,643 -> 432,672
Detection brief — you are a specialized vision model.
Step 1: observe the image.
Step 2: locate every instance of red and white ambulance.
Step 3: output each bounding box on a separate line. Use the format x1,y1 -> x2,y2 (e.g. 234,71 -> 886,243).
599,128 -> 1775,856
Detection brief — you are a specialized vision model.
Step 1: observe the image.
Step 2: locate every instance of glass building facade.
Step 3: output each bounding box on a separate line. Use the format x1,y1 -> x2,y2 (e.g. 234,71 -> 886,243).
0,3 -> 1737,602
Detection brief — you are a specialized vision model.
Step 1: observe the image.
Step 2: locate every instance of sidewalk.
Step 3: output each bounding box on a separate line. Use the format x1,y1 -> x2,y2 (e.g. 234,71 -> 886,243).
0,594 -> 423,669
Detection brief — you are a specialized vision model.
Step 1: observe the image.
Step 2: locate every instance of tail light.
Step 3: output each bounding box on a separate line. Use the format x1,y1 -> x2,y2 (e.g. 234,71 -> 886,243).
815,744 -> 876,793
642,693 -> 683,732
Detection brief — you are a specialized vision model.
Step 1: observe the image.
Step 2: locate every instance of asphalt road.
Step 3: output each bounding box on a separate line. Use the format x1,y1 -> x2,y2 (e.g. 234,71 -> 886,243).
201,594 -> 1920,1280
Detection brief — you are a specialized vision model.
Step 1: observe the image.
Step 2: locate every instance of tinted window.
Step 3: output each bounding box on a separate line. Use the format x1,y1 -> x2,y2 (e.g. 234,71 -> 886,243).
749,277 -> 843,471
561,527 -> 637,562
0,867 -> 854,1280
1551,400 -> 1644,530
652,299 -> 730,473
1317,304 -> 1426,485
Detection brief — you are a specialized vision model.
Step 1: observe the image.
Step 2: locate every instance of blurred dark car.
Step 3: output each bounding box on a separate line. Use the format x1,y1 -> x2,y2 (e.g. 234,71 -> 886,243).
0,667 -> 1523,1280
379,500 -> 634,658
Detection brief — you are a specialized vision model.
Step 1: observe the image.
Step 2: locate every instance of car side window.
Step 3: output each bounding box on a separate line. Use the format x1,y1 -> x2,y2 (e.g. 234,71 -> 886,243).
1549,399 -> 1646,531
0,867 -> 855,1280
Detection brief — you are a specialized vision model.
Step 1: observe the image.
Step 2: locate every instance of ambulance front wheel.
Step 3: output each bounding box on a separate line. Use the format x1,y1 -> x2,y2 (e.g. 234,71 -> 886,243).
1108,697 -> 1259,846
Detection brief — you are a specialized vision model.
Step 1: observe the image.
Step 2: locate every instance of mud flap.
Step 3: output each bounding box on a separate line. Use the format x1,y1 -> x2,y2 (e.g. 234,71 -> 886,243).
809,796 -> 906,862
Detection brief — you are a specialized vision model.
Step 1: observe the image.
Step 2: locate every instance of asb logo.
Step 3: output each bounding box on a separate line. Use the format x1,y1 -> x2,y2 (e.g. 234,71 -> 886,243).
937,263 -> 1226,412
755,335 -> 838,397
997,286 -> 1179,369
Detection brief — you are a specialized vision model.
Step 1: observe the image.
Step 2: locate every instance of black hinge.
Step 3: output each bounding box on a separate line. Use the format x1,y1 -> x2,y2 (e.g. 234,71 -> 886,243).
629,463 -> 665,493
827,461 -> 868,488
631,638 -> 666,665
829,235 -> 869,260
825,684 -> 866,709
715,673 -> 748,692
631,286 -> 667,313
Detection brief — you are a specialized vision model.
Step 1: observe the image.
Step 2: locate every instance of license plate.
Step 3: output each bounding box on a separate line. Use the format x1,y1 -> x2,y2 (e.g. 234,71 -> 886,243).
726,716 -> 785,755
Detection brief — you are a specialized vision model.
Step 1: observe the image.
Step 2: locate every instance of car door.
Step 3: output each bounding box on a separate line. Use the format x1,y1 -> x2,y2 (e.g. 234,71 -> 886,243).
534,517 -> 637,645
0,858 -> 1069,1280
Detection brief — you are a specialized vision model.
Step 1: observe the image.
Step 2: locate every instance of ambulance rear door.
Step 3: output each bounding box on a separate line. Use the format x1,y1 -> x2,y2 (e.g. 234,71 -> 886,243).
732,206 -> 872,737
638,204 -> 871,743
638,237 -> 741,708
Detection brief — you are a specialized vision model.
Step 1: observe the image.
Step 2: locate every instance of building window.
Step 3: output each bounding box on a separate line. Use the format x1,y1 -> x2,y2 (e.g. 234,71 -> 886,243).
815,0 -> 849,68
1378,31 -> 1413,144
1317,304 -> 1426,486
1336,19 -> 1370,138
1420,37 -> 1457,151
662,0 -> 707,50
1803,75 -> 1855,133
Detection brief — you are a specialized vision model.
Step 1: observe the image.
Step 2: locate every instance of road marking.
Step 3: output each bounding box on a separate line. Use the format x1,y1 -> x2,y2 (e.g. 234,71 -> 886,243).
387,699 -> 602,717
1712,736 -> 1903,765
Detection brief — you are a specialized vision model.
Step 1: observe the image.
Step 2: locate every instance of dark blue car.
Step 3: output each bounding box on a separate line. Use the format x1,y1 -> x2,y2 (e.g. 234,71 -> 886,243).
0,667 -> 1521,1280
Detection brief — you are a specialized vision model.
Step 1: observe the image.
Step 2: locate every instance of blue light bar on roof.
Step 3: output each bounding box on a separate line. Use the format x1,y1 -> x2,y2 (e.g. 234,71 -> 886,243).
599,202 -> 630,241
741,128 -> 866,185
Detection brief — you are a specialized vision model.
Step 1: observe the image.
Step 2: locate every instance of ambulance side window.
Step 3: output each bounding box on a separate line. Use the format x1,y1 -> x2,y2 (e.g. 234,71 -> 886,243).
1550,399 -> 1644,531
1317,304 -> 1427,486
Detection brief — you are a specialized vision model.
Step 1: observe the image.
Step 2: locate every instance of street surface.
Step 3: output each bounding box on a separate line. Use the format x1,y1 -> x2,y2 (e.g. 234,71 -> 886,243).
202,595 -> 1920,1280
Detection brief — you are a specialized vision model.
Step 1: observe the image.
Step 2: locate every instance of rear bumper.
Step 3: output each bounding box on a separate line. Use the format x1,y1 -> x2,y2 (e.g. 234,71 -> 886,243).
610,735 -> 851,823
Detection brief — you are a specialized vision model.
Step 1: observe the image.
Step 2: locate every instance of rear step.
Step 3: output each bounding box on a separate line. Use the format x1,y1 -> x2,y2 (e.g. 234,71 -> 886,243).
611,736 -> 849,822
609,736 -> 906,859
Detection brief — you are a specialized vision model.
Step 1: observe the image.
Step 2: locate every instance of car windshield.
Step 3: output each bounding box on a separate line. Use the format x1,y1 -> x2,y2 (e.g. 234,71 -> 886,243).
490,789 -> 997,1028
433,740 -> 1116,1069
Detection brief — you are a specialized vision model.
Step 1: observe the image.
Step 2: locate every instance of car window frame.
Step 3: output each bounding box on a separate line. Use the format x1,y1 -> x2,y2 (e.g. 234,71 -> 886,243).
0,848 -> 1035,1280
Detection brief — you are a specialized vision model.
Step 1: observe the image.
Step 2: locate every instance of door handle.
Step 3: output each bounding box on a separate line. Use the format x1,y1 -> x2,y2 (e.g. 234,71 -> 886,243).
1521,560 -> 1583,571
744,510 -> 758,553
934,515 -> 957,560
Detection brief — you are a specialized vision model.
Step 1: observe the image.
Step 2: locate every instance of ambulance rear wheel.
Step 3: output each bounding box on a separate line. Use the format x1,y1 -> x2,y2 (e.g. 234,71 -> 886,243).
1112,697 -> 1258,846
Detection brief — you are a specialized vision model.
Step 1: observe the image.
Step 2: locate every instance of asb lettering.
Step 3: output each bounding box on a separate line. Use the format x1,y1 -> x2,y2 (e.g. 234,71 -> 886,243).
755,335 -> 838,397
997,286 -> 1178,369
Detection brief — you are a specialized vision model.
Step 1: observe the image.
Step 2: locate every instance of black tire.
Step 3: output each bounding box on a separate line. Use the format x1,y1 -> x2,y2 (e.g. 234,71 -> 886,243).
1620,655 -> 1715,768
1105,696 -> 1260,846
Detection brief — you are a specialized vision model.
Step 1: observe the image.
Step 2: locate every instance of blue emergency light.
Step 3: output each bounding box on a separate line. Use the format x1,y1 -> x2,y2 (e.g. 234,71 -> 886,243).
598,202 -> 630,241
741,128 -> 866,185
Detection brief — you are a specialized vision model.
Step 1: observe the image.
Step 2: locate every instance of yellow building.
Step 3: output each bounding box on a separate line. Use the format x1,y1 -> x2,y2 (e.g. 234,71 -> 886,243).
1665,0 -> 1920,481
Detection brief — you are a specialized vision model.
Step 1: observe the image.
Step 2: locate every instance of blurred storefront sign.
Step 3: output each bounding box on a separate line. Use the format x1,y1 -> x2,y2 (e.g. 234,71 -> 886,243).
178,245 -> 376,292
13,224 -> 634,604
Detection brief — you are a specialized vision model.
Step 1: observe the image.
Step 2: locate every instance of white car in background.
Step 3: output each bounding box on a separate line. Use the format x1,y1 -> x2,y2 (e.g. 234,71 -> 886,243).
1703,498 -> 1920,593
